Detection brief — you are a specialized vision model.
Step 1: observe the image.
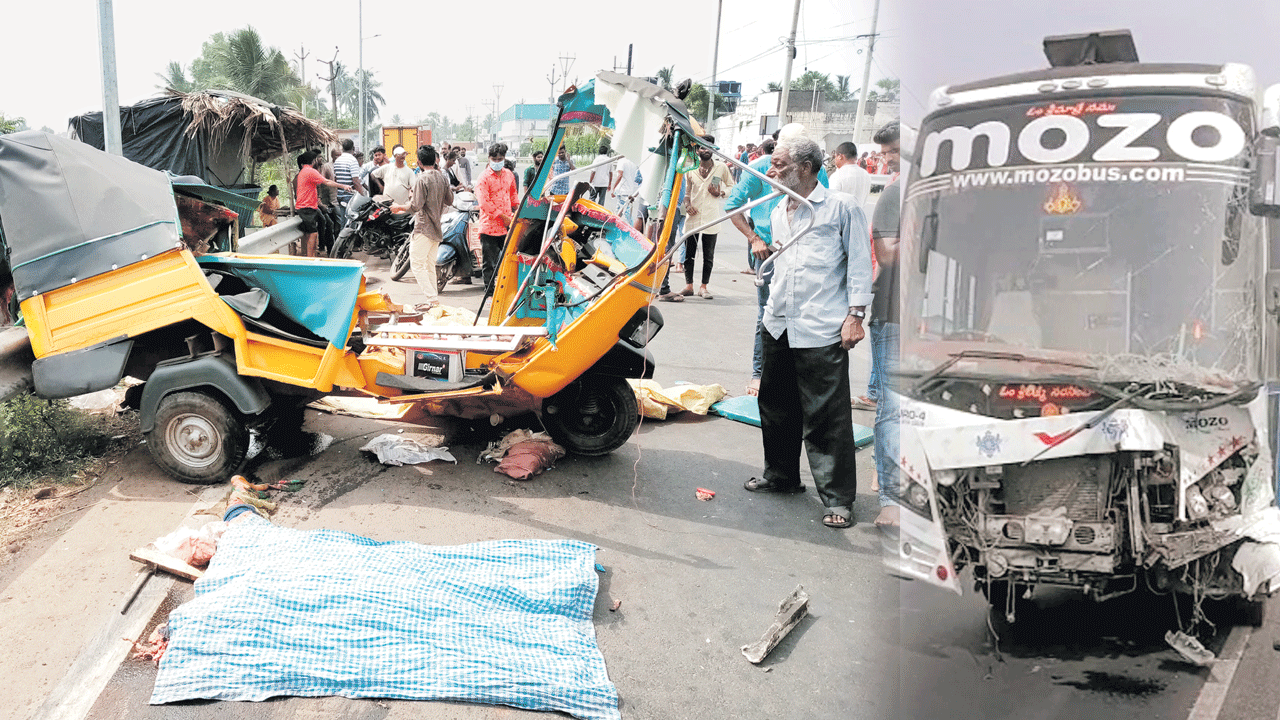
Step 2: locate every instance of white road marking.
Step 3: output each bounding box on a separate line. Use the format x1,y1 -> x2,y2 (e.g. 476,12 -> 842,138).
1188,623 -> 1252,720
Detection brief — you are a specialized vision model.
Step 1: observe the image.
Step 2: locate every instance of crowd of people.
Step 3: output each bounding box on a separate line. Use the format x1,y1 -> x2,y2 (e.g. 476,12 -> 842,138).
255,120 -> 902,530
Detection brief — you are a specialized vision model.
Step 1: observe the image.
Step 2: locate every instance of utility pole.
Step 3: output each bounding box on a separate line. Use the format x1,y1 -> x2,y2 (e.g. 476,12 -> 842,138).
706,0 -> 723,129
627,44 -> 633,76
778,0 -> 801,125
358,0 -> 365,151
558,54 -> 577,89
96,0 -> 121,155
852,0 -> 881,145
318,48 -> 340,130
293,45 -> 310,116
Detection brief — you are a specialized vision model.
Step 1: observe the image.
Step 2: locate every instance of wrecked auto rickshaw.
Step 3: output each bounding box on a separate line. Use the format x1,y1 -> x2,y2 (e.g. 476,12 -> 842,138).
0,73 -> 777,484
889,30 -> 1280,626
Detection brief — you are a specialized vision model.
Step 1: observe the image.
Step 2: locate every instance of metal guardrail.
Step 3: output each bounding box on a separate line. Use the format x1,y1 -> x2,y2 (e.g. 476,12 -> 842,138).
236,216 -> 304,255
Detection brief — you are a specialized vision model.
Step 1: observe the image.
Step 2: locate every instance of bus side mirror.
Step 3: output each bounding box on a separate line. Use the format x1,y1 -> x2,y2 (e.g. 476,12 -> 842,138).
1249,134 -> 1280,217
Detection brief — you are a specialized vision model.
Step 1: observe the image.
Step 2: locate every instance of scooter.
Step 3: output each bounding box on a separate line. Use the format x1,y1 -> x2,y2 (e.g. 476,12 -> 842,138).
389,192 -> 479,289
333,194 -> 412,260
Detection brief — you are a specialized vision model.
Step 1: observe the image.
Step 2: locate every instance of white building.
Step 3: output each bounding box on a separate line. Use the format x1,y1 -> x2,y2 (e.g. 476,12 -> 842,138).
712,91 -> 899,157
493,103 -> 554,157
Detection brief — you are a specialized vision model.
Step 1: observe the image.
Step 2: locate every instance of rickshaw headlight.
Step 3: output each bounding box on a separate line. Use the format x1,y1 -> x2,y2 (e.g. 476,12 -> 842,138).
621,306 -> 665,348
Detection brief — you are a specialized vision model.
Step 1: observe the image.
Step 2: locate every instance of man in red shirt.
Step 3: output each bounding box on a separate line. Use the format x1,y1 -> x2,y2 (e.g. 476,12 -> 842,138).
295,150 -> 350,257
473,142 -> 519,288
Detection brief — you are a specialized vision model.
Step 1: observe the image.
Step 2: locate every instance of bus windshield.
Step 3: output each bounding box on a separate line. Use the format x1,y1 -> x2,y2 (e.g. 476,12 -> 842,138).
902,93 -> 1261,387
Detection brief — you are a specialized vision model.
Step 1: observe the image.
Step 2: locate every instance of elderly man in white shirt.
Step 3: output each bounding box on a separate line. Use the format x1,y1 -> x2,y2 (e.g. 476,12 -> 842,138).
742,134 -> 872,530
829,141 -> 871,205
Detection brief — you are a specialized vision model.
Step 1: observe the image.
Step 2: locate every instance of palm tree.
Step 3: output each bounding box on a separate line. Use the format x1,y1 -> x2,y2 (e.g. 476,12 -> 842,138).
835,74 -> 851,101
655,66 -> 675,92
213,27 -> 300,106
875,78 -> 900,103
765,81 -> 783,92
0,113 -> 24,135
343,69 -> 385,130
156,61 -> 195,92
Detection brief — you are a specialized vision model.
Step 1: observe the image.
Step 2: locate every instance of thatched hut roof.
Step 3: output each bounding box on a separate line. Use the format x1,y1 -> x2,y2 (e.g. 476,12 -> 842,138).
170,89 -> 336,163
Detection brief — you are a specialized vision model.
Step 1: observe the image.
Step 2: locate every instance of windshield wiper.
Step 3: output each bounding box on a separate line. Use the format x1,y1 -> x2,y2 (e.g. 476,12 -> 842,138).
911,350 -> 1098,395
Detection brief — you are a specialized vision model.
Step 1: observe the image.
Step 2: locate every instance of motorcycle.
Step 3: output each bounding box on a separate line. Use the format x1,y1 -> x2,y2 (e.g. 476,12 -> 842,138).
389,192 -> 479,289
332,194 -> 413,260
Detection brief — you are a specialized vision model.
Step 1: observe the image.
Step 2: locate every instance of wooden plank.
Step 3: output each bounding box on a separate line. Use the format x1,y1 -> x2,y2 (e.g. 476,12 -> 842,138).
129,546 -> 204,582
741,585 -> 810,664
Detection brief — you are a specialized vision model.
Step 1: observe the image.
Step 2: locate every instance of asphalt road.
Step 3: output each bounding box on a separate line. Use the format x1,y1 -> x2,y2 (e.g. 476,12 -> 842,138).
17,220 -> 894,720
11,206 -> 1280,720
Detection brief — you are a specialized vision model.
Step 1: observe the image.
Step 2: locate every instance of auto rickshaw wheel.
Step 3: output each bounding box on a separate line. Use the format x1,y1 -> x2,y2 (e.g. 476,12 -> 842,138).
542,376 -> 639,456
147,391 -> 249,484
390,240 -> 411,281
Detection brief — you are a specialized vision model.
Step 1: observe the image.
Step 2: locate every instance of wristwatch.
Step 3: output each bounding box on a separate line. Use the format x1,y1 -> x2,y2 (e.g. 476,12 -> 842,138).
848,309 -> 866,319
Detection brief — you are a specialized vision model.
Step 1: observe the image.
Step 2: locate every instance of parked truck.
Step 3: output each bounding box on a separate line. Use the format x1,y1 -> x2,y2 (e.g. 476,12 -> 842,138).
381,125 -> 433,168
891,30 -> 1280,626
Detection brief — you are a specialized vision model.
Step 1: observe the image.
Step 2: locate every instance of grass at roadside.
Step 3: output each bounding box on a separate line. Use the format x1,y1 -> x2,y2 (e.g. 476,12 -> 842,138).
0,394 -> 139,488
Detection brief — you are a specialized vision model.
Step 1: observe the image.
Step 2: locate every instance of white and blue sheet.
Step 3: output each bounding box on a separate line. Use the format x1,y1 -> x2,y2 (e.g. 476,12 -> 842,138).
150,516 -> 619,720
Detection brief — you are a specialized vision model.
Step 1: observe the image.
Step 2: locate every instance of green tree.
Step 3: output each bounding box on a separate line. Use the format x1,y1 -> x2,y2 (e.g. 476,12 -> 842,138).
834,74 -> 851,102
163,28 -> 301,107
655,66 -> 675,92
765,81 -> 782,92
156,61 -> 196,92
875,77 -> 900,103
344,69 -> 385,131
791,71 -> 838,97
684,84 -> 726,122
0,113 -> 24,135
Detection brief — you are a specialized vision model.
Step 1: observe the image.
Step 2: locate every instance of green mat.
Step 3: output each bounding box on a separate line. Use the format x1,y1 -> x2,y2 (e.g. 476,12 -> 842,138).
711,395 -> 874,448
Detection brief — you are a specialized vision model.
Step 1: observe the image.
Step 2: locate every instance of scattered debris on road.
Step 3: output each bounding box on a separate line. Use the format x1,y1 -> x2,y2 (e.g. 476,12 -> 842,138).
610,599 -> 622,612
742,585 -> 810,664
360,434 -> 457,466
478,429 -> 566,480
695,488 -> 715,501
1165,630 -> 1215,666
306,395 -> 412,420
627,380 -> 727,419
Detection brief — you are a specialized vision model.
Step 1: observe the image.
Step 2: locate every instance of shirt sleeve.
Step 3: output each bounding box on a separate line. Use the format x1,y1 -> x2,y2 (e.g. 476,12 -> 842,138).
409,176 -> 427,214
871,181 -> 901,239
842,200 -> 875,308
724,167 -> 757,211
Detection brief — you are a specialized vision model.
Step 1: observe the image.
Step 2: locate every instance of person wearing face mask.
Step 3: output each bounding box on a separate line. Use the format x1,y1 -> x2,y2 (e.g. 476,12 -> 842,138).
474,142 -> 519,288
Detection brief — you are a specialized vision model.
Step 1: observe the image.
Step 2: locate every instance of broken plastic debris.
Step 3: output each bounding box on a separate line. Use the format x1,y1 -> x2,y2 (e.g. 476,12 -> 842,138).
1165,630 -> 1215,666
610,599 -> 622,612
695,488 -> 715,501
360,434 -> 457,466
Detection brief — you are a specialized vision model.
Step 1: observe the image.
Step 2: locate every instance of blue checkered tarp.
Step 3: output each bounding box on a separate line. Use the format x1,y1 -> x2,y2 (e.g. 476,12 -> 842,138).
150,516 -> 620,720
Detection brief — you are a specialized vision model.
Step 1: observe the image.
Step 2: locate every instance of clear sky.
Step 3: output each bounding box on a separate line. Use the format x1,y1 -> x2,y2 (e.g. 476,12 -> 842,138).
896,0 -> 1280,126
1,0 -> 886,135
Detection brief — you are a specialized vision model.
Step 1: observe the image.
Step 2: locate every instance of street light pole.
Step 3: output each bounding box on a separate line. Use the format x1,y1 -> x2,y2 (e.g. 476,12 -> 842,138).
96,0 -> 121,155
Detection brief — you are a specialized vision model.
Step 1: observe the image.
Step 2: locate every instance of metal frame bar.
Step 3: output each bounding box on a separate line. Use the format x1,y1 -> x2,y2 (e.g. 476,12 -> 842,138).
667,144 -> 818,286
